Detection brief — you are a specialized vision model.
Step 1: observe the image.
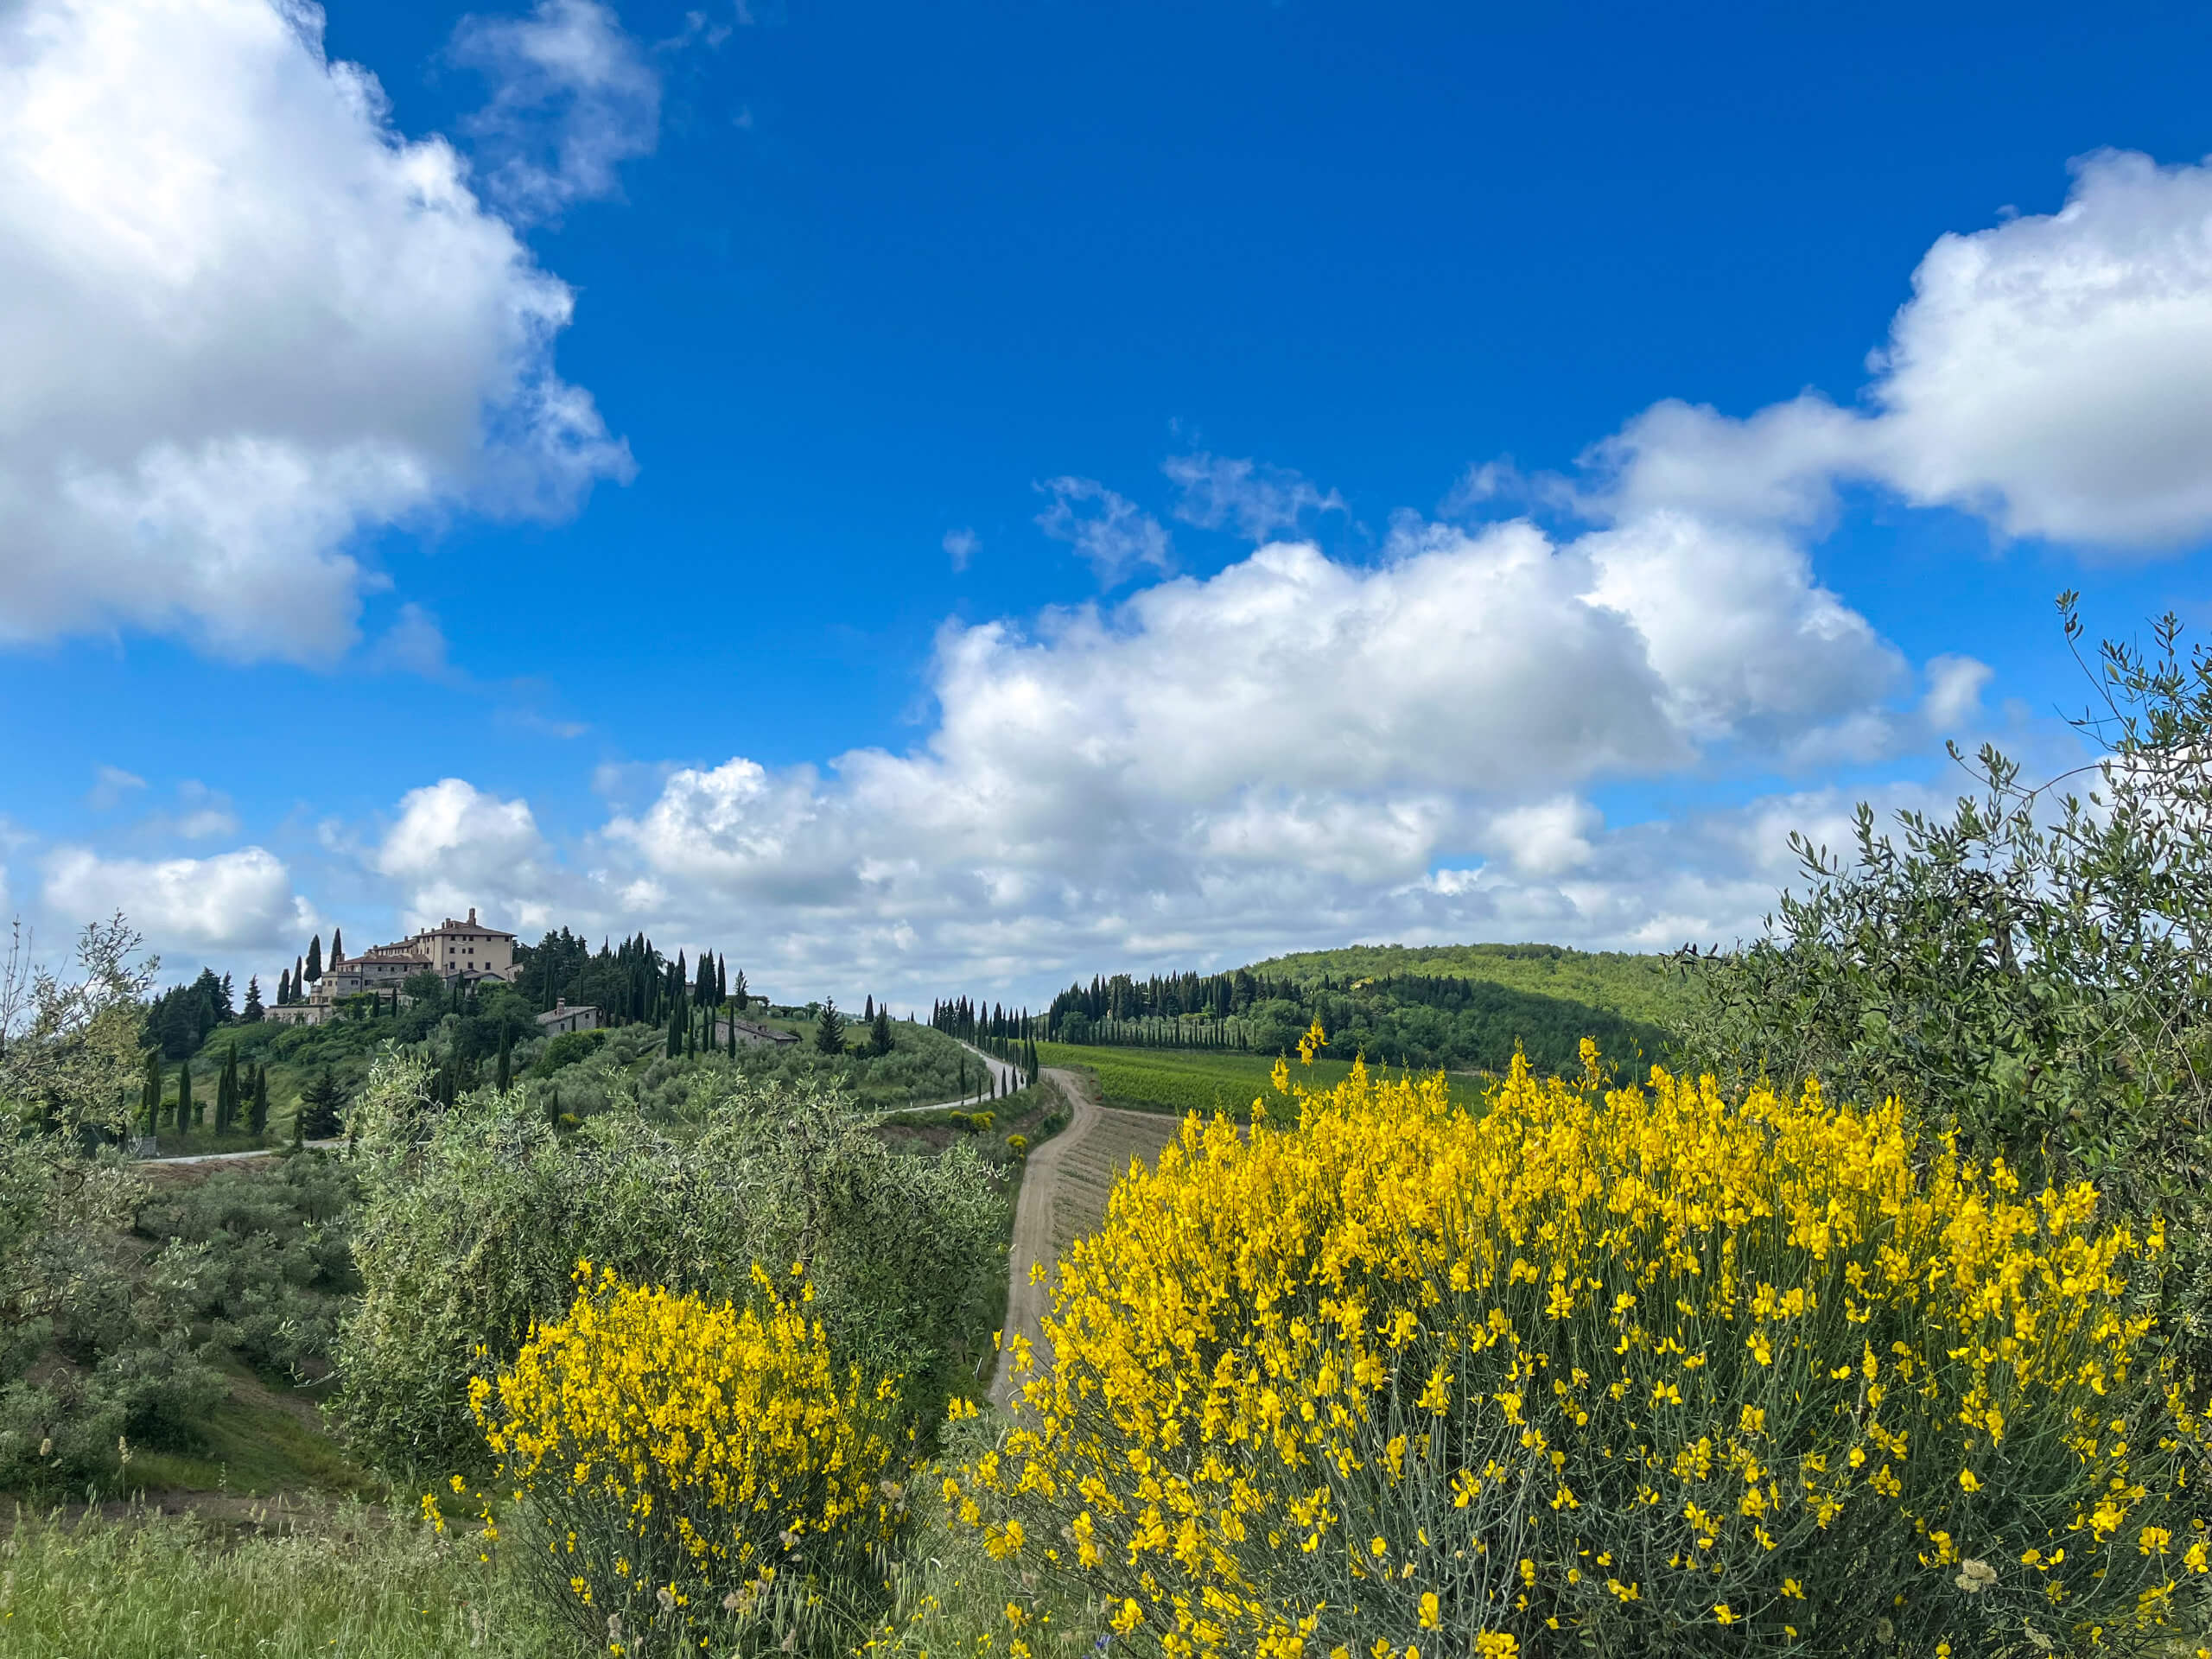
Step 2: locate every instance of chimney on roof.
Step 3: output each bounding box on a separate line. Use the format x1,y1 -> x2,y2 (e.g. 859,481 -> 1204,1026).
468,907 -> 477,924
556,997 -> 566,1013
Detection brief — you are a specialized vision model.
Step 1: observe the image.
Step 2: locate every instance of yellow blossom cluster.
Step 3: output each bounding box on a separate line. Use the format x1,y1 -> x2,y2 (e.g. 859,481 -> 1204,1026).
471,1262 -> 908,1655
951,1038 -> 2210,1658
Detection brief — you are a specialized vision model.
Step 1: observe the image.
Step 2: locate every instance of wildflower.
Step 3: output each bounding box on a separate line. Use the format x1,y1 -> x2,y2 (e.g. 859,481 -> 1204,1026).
950,1053 -> 2204,1659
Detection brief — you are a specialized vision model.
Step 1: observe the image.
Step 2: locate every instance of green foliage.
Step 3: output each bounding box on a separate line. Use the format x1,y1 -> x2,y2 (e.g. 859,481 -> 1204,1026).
816,999 -> 848,1054
0,1507 -> 564,1659
0,918 -> 222,1493
136,1154 -> 360,1386
1676,598 -> 2212,1370
531,1026 -> 605,1077
338,1052 -> 1006,1477
1048,954 -> 1671,1077
297,1065 -> 346,1138
1243,939 -> 1688,1026
1,1147 -> 366,1496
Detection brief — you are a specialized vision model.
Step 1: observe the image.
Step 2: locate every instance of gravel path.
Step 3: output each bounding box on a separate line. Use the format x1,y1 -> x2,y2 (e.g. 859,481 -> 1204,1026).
140,1139 -> 343,1166
988,1071 -> 1184,1408
990,1066 -> 1101,1407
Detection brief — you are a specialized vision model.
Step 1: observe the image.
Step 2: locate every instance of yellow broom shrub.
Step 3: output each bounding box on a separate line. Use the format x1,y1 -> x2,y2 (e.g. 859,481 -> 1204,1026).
953,1038 -> 2212,1658
470,1264 -> 908,1656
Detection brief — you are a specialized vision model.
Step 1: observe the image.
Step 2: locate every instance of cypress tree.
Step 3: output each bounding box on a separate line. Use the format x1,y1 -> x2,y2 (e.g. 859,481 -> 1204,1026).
666,995 -> 683,1058
496,1026 -> 512,1093
140,1047 -> 162,1135
277,967 -> 290,1007
299,1067 -> 344,1138
294,956 -> 305,996
305,935 -> 322,982
249,1064 -> 270,1138
715,955 -> 727,1007
214,1047 -> 237,1134
175,1060 -> 194,1133
330,925 -> 343,962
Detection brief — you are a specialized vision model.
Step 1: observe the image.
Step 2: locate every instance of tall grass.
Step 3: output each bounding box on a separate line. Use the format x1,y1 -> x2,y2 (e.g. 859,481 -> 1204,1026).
0,1503 -> 564,1659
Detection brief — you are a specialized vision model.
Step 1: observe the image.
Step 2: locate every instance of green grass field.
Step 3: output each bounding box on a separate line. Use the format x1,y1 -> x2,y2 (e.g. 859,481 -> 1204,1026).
1034,1042 -> 1484,1118
0,1506 -> 563,1659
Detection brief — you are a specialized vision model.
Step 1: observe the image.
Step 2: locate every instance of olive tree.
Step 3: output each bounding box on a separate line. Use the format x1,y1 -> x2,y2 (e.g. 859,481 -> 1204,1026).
1676,596 -> 2212,1363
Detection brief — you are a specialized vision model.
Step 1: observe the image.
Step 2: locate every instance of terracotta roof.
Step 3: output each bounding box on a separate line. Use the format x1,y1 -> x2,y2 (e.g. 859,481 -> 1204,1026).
418,918 -> 517,939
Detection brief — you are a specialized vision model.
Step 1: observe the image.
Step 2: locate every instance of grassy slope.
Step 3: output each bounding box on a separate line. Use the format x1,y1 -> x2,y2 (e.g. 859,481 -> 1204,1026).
1243,941 -> 1690,1027
122,1361 -> 377,1501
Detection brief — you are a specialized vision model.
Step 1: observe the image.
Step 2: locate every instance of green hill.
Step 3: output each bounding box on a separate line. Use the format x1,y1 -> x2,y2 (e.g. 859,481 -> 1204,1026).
1241,941 -> 1690,1028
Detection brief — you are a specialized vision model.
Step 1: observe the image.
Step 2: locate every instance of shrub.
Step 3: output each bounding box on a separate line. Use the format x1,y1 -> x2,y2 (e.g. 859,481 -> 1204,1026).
530,1027 -> 606,1078
954,1047 -> 2211,1659
135,1152 -> 360,1385
1676,601 -> 2212,1370
1007,1133 -> 1029,1157
340,1052 -> 1004,1476
467,1265 -> 908,1656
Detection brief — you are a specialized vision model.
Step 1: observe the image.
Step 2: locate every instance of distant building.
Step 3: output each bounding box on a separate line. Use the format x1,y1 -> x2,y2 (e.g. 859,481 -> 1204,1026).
537,998 -> 606,1036
721,1015 -> 798,1049
270,906 -> 518,1026
413,909 -> 517,980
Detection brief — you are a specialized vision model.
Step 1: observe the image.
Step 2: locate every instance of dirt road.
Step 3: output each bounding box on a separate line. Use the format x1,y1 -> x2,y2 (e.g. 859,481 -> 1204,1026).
988,1069 -> 1182,1408
990,1067 -> 1098,1406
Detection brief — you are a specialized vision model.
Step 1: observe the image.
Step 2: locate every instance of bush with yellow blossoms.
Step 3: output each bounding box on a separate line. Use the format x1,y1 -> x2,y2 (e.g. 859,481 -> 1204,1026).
952,1038 -> 2212,1659
470,1264 -> 911,1657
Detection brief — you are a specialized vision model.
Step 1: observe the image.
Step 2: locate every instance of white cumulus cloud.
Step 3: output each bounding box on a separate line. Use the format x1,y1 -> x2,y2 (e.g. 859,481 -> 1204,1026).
0,0 -> 631,664
41,845 -> 312,952
373,778 -> 563,934
1871,149 -> 2212,546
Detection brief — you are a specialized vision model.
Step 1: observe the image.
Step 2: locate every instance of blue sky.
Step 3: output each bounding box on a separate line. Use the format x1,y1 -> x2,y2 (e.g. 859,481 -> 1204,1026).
5,0 -> 2212,1005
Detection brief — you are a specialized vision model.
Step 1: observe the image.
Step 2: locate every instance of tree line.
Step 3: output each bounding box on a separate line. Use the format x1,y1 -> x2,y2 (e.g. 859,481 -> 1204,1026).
1035,967 -> 1669,1075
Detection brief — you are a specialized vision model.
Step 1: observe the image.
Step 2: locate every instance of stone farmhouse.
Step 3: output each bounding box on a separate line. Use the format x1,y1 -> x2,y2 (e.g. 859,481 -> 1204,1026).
264,908 -> 518,1027
537,997 -> 606,1036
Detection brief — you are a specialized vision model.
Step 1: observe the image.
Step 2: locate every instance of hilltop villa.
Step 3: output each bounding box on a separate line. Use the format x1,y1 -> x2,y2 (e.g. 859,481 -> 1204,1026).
264,909 -> 518,1027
